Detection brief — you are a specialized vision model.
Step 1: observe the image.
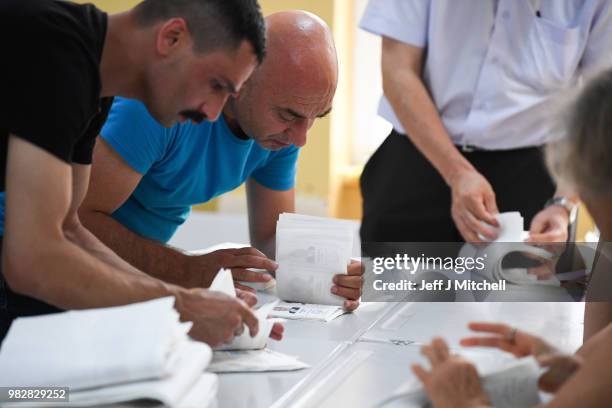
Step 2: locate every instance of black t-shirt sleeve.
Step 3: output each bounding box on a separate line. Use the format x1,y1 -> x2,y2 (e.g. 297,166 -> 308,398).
4,26 -> 100,164
72,97 -> 114,165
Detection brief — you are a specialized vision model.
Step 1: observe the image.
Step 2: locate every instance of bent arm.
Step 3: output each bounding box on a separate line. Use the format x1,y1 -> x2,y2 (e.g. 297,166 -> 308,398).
381,36 -> 474,185
79,139 -> 196,287
2,136 -> 178,309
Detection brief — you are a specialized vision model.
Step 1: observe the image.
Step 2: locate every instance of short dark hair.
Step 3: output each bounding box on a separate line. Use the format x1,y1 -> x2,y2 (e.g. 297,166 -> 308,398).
134,0 -> 266,63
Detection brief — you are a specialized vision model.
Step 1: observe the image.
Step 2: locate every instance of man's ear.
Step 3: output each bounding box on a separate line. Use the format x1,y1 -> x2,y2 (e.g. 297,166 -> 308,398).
156,18 -> 190,56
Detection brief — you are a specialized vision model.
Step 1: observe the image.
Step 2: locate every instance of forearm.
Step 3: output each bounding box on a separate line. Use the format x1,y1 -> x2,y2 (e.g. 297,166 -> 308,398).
384,69 -> 474,185
251,232 -> 276,260
64,217 -> 149,278
582,302 -> 612,344
5,235 -> 180,310
79,209 -> 193,287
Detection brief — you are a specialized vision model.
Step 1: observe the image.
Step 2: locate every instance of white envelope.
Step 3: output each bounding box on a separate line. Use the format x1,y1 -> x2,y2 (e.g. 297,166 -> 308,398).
210,269 -> 278,350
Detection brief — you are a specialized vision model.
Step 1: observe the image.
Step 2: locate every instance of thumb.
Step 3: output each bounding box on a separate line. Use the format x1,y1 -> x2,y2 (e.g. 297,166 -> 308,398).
530,215 -> 548,234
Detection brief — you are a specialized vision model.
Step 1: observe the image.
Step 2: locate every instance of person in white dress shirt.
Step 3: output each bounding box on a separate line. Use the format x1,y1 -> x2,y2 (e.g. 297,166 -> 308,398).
359,0 -> 612,243
409,67 -> 612,408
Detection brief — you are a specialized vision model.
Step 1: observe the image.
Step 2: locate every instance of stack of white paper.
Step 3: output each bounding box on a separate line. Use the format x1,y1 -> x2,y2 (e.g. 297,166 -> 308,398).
209,349 -> 309,373
275,213 -> 353,305
0,298 -> 216,408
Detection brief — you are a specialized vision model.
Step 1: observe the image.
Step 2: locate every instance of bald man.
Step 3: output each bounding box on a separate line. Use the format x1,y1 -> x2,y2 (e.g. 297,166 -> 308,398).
79,11 -> 362,310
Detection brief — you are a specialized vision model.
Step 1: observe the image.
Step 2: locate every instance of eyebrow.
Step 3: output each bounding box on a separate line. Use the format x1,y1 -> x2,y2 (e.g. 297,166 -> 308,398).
285,107 -> 333,119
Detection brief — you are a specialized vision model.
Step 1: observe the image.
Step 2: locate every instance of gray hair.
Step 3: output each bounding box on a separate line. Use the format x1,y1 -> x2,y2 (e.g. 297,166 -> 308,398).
546,69 -> 612,199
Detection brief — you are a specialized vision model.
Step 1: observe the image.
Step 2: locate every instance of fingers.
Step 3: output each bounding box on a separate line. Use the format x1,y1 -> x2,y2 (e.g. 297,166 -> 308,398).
463,210 -> 498,241
234,323 -> 245,337
215,248 -> 278,271
237,303 -> 259,337
235,288 -> 258,307
343,299 -> 360,311
331,285 -> 360,300
432,337 -> 450,361
334,274 -> 363,289
332,265 -> 364,301
468,198 -> 499,229
454,212 -> 480,243
467,322 -> 511,335
269,322 -> 284,341
347,261 -> 363,275
421,337 -> 450,367
233,255 -> 278,271
234,282 -> 257,293
460,336 -> 509,351
528,230 -> 567,243
231,268 -> 273,282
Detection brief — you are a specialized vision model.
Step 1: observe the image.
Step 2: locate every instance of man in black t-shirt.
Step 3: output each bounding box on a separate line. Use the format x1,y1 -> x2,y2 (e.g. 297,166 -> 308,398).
0,0 -> 276,347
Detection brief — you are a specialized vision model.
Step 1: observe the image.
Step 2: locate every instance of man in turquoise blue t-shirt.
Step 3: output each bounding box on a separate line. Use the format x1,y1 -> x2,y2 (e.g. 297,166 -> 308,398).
80,11 -> 363,311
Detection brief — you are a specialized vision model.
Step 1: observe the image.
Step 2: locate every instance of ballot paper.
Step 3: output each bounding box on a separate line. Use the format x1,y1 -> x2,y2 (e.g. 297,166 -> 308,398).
275,213 -> 354,305
462,212 -> 558,286
0,298 -> 217,408
378,356 -> 543,408
210,268 -> 278,350
269,301 -> 346,322
209,348 -> 309,373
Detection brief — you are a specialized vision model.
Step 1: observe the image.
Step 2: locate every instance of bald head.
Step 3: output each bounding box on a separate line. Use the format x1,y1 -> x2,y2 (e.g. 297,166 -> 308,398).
225,10 -> 338,151
264,11 -> 338,83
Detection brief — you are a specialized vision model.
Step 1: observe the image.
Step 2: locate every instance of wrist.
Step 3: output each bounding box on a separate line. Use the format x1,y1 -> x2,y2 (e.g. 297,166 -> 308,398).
544,196 -> 578,222
444,162 -> 476,189
179,254 -> 209,288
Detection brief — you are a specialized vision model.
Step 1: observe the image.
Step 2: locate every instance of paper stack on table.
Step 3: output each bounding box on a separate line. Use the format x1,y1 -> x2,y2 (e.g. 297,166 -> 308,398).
209,349 -> 309,373
208,268 -> 309,372
275,213 -> 353,306
0,297 -> 217,408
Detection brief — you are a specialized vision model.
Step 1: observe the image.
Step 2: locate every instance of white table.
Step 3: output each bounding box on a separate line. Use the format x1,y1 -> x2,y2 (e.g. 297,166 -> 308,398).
215,301 -> 584,407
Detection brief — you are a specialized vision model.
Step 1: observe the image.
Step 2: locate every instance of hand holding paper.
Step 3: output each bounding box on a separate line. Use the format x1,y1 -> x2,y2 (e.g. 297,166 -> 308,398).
275,213 -> 361,307
210,268 -> 281,350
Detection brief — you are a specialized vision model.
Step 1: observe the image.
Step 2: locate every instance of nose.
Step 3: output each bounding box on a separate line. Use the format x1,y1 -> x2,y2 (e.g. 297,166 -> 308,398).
287,118 -> 312,148
201,93 -> 230,122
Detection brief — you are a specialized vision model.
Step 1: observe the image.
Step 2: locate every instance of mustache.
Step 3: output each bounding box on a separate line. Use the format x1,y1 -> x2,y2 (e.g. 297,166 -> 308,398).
179,110 -> 206,124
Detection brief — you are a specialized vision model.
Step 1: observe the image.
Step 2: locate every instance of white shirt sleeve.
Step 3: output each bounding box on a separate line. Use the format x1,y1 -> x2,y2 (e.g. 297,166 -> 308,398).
581,0 -> 612,76
359,0 -> 430,48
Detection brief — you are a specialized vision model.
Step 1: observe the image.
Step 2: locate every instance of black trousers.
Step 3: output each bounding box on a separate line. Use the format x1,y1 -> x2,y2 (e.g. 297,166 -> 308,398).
0,236 -> 61,344
360,129 -> 556,242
